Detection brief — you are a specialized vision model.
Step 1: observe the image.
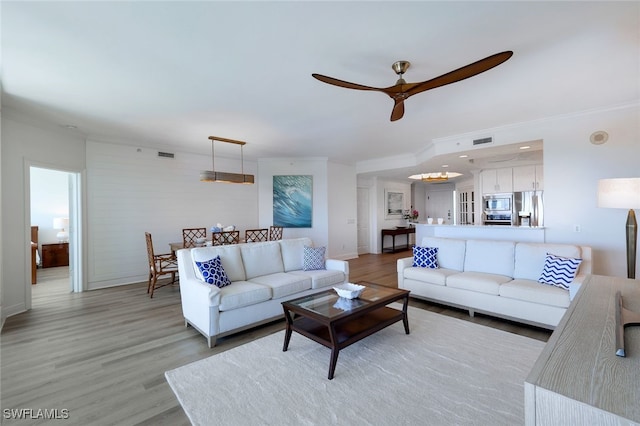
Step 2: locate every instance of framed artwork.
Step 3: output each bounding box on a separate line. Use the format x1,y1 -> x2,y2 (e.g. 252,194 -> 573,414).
385,189 -> 404,218
273,175 -> 313,228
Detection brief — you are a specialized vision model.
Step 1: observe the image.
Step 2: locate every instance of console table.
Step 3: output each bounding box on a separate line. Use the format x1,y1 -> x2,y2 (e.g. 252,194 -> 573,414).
381,227 -> 415,253
525,274 -> 640,425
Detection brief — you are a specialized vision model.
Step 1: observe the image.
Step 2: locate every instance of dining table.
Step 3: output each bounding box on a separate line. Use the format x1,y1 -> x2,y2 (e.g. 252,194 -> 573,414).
169,241 -> 210,255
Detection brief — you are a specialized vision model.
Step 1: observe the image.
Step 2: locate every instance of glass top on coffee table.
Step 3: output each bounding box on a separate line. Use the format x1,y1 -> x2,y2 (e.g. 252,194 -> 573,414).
285,283 -> 406,319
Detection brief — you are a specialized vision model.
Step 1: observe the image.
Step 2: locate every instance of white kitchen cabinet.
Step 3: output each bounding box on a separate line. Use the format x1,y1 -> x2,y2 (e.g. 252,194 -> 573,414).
513,165 -> 544,191
481,168 -> 513,194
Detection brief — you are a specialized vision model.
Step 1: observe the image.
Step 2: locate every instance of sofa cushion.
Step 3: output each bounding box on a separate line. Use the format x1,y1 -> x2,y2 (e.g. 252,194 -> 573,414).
404,267 -> 459,286
446,272 -> 512,295
514,243 -> 582,281
538,253 -> 583,290
464,240 -> 515,277
218,281 -> 272,311
279,237 -> 313,272
421,237 -> 466,271
290,269 -> 345,289
499,279 -> 571,308
195,256 -> 232,288
303,246 -> 326,270
240,241 -> 284,280
191,245 -> 246,282
413,246 -> 438,268
248,272 -> 312,299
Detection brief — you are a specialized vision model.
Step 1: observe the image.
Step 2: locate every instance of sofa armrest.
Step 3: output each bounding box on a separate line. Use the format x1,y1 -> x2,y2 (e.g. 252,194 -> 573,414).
397,257 -> 413,272
180,277 -> 222,307
326,258 -> 349,282
569,273 -> 589,301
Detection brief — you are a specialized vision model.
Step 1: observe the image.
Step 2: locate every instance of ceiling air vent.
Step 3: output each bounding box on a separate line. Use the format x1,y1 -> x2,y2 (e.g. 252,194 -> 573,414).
472,137 -> 493,146
158,151 -> 175,159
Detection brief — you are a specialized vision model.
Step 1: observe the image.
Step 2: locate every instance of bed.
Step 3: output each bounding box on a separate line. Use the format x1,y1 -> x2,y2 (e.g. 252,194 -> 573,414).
31,226 -> 39,284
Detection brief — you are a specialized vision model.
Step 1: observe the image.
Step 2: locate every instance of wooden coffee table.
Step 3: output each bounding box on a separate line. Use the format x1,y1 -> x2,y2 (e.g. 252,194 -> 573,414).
282,282 -> 410,379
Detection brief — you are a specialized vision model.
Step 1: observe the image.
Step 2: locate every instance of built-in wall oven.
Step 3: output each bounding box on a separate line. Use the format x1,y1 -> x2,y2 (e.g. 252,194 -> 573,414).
483,193 -> 513,225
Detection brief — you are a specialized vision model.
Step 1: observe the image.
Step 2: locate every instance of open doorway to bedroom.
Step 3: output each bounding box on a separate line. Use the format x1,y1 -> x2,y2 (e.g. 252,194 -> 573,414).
29,166 -> 82,302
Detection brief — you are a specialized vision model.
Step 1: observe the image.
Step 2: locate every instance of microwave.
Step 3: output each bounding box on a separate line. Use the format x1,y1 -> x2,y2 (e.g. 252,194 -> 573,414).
483,194 -> 512,212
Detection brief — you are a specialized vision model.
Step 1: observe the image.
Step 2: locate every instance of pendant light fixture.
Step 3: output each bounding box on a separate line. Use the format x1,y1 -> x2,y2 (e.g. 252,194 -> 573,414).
200,136 -> 255,184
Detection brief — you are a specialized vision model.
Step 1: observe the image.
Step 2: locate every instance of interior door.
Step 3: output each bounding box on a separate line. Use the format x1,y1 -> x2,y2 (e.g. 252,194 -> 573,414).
356,187 -> 370,254
426,189 -> 454,224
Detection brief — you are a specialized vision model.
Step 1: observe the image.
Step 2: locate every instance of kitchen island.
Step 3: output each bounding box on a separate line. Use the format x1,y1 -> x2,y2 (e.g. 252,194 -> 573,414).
415,223 -> 545,245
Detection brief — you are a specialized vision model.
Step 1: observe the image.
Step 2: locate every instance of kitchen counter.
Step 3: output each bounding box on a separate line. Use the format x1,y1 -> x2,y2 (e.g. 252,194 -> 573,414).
415,223 -> 545,244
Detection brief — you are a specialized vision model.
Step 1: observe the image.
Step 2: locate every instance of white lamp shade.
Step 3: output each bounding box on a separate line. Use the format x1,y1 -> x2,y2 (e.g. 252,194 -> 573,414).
53,217 -> 69,230
597,178 -> 640,209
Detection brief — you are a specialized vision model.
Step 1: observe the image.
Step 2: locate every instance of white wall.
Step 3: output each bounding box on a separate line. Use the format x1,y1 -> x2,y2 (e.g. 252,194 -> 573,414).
85,140 -> 258,289
327,161 -> 358,260
1,114 -> 86,319
374,178 -> 412,253
257,158 -> 358,260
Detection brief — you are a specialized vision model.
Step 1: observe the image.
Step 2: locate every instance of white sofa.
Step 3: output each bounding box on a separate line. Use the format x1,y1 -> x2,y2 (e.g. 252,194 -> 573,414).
177,237 -> 349,347
397,237 -> 592,329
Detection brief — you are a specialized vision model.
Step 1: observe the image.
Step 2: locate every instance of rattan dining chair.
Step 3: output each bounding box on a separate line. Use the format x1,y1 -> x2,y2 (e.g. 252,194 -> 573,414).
212,230 -> 240,246
269,226 -> 283,241
182,227 -> 207,248
145,232 -> 178,298
245,228 -> 269,243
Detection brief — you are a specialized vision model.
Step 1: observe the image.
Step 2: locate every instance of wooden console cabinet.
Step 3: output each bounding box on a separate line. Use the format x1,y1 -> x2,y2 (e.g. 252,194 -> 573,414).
41,242 -> 69,268
525,275 -> 640,425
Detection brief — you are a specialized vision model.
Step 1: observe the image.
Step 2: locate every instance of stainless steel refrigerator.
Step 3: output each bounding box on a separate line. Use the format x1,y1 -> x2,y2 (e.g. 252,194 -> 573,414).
513,191 -> 544,227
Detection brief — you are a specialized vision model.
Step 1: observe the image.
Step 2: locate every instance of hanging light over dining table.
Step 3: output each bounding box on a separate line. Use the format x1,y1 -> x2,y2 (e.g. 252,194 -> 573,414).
200,136 -> 255,184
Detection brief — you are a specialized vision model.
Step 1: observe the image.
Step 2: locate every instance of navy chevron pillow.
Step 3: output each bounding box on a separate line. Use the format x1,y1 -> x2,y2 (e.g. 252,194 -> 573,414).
538,253 -> 582,290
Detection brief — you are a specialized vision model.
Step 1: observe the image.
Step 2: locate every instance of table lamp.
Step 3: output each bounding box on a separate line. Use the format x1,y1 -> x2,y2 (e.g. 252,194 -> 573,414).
53,217 -> 69,242
597,178 -> 640,279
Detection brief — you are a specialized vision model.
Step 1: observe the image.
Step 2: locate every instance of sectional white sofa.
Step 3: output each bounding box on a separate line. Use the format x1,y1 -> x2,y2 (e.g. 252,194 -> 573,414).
177,237 -> 349,347
397,237 -> 592,329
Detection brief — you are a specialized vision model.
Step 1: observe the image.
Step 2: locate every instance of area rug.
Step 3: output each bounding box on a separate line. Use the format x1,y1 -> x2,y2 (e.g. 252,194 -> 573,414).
165,306 -> 545,426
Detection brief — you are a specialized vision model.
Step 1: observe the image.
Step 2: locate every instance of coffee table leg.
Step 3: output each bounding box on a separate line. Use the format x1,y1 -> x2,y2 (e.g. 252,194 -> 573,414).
328,348 -> 339,380
283,309 -> 293,352
328,324 -> 339,380
402,295 -> 410,334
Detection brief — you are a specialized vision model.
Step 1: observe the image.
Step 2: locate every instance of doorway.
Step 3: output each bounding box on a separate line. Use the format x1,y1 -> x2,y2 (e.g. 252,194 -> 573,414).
425,188 -> 455,225
357,187 -> 371,254
28,165 -> 83,308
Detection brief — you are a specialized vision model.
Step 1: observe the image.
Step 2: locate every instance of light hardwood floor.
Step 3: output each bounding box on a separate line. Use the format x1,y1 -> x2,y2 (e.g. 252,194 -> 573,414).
1,253 -> 551,425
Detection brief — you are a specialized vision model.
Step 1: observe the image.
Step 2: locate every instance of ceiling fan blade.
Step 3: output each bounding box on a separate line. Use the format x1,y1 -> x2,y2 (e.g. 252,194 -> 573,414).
406,51 -> 513,97
390,99 -> 405,121
312,73 -> 383,92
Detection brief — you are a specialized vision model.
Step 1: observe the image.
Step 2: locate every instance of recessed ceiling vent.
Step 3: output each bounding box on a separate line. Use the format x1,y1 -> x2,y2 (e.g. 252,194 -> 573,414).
473,137 -> 493,146
158,151 -> 175,158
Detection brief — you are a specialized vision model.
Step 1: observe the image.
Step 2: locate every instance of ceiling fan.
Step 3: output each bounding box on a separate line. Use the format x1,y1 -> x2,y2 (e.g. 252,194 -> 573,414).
312,51 -> 513,122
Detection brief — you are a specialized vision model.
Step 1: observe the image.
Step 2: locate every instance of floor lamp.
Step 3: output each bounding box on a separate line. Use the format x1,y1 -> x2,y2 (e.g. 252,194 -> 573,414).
597,178 -> 640,279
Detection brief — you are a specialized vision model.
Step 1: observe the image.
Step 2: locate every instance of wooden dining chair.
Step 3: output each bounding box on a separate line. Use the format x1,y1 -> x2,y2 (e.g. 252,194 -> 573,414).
212,230 -> 240,246
245,228 -> 269,243
182,227 -> 207,248
145,232 -> 178,298
269,226 -> 283,241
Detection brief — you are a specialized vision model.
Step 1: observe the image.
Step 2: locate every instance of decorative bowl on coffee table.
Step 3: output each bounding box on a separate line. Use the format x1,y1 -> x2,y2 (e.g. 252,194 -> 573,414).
333,283 -> 365,299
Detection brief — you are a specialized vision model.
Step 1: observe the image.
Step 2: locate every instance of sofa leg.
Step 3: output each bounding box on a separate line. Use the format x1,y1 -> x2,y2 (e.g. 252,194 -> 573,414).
184,319 -> 189,327
468,309 -> 475,318
207,336 -> 216,348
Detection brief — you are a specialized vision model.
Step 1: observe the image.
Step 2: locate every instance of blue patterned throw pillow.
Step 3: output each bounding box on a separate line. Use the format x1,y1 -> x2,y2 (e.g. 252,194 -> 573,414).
538,253 -> 582,290
303,246 -> 326,271
195,256 -> 232,288
413,246 -> 439,268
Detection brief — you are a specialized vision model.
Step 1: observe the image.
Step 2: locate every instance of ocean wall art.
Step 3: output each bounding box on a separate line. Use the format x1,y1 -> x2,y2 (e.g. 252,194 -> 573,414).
273,175 -> 312,228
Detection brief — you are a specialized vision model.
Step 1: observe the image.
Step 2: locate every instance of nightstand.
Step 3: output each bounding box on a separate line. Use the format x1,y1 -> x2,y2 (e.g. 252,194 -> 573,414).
41,242 -> 69,268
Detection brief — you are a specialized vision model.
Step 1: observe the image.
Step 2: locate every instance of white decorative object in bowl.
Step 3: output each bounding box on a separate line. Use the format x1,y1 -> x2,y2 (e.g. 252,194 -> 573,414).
333,283 -> 365,299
